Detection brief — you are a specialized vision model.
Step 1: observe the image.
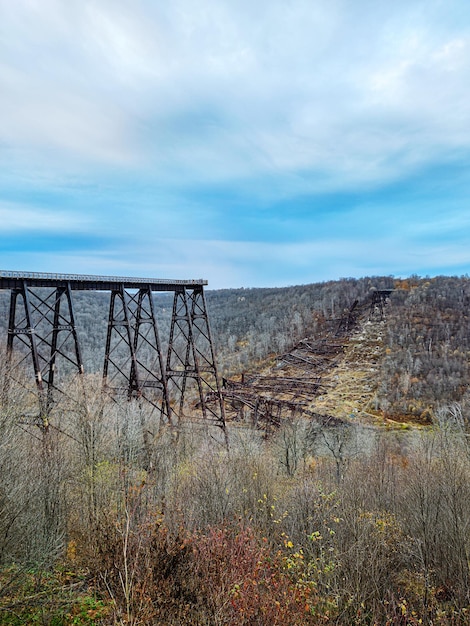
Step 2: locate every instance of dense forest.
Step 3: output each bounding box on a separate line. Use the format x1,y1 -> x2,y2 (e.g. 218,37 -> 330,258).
2,274 -> 466,418
1,274 -> 470,624
0,276 -> 394,373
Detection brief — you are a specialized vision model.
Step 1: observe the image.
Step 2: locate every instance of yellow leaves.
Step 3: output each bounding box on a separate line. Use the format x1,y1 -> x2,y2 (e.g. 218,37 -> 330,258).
66,540 -> 77,562
309,530 -> 323,542
400,598 -> 407,616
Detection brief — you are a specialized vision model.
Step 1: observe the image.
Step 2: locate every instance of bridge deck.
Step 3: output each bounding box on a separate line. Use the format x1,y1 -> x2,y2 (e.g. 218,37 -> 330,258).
0,270 -> 207,291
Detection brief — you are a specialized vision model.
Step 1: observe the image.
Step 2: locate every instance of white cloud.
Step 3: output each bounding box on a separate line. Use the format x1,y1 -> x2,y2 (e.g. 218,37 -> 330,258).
1,0 -> 470,289
0,202 -> 90,232
1,0 -> 470,191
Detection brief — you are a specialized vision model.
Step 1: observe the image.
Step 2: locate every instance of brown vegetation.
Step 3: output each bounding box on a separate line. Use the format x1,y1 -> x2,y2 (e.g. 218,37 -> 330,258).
1,386 -> 470,623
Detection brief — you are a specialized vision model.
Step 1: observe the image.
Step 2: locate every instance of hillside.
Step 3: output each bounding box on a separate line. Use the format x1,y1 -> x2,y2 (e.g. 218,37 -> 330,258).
313,315 -> 388,424
211,276 -> 470,429
216,290 -> 396,432
0,274 -> 469,426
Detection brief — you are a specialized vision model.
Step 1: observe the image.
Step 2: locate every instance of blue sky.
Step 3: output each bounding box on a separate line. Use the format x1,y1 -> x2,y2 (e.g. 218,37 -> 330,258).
1,0 -> 470,288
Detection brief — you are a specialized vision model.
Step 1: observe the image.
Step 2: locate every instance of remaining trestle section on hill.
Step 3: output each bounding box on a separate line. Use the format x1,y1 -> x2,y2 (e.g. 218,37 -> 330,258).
0,270 -> 226,433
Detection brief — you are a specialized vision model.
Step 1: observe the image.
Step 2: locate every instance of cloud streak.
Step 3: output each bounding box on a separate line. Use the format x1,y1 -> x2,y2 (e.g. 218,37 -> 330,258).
0,201 -> 90,233
1,0 -> 470,286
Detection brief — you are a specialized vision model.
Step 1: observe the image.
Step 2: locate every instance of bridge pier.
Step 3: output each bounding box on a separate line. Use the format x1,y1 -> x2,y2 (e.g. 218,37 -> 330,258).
5,280 -> 83,428
166,285 -> 226,430
103,284 -> 171,424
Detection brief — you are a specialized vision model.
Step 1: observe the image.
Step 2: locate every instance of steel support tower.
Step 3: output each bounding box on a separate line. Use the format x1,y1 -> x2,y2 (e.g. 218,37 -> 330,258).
166,285 -> 226,426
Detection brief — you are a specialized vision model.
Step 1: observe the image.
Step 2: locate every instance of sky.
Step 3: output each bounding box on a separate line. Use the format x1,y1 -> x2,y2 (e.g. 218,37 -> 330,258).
1,0 -> 470,289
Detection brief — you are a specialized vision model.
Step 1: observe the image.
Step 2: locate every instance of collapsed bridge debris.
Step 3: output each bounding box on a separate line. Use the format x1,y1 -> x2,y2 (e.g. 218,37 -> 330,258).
207,288 -> 393,435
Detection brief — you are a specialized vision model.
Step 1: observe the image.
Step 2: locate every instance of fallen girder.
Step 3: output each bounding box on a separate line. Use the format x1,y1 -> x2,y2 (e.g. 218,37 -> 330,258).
216,388 -> 345,434
205,383 -> 347,437
215,288 -> 393,435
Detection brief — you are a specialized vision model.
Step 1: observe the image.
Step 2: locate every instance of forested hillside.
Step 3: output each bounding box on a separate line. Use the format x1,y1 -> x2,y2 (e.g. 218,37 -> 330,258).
0,275 -> 393,371
0,274 -> 469,422
379,277 -> 470,419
